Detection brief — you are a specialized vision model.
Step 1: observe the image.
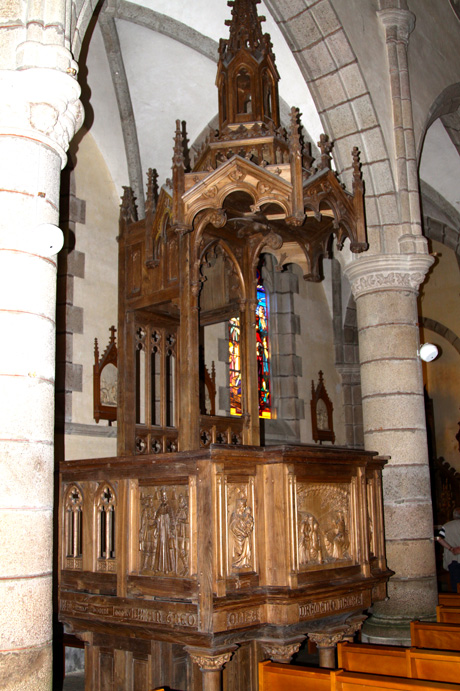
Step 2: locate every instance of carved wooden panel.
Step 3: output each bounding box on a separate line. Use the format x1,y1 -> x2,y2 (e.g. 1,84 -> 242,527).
296,482 -> 353,571
226,480 -> 256,575
138,485 -> 192,578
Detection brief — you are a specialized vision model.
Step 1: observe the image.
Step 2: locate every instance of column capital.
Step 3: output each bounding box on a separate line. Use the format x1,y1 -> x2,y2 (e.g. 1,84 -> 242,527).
344,254 -> 434,299
0,68 -> 83,168
377,8 -> 415,43
260,638 -> 304,663
307,627 -> 347,649
185,646 -> 237,671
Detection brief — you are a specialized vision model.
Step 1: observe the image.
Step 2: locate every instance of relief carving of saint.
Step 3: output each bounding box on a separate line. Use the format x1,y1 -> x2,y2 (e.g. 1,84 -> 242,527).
298,513 -> 323,565
153,489 -> 176,574
324,511 -> 350,560
230,496 -> 254,569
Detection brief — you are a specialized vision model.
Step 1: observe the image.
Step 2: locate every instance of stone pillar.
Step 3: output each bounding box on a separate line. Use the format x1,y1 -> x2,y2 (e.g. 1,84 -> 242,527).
186,647 -> 236,691
0,67 -> 82,688
345,254 -> 437,644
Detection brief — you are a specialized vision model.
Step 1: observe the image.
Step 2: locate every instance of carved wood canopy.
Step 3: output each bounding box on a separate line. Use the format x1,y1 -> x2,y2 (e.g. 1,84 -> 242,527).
117,0 -> 368,454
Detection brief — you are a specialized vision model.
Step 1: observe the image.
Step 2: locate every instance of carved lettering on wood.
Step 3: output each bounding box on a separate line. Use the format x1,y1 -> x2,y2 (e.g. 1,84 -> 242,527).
139,486 -> 190,577
60,597 -> 198,628
299,592 -> 364,620
296,483 -> 352,570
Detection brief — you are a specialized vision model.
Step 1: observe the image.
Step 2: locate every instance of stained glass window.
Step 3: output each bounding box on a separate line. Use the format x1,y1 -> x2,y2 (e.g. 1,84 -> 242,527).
229,317 -> 242,415
229,274 -> 271,419
256,276 -> 271,419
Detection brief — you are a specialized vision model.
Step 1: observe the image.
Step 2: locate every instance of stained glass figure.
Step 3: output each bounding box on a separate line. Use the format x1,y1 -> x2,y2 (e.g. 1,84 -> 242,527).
256,276 -> 271,419
229,317 -> 242,415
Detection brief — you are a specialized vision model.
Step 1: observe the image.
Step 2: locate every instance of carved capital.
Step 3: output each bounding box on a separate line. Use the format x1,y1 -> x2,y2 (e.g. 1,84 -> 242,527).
377,8 -> 415,44
343,614 -> 367,641
307,628 -> 347,649
261,640 -> 303,663
186,646 -> 236,671
344,254 -> 434,299
0,68 -> 83,168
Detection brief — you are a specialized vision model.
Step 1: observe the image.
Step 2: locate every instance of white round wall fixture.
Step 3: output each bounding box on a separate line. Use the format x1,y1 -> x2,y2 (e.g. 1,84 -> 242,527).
30,224 -> 64,257
419,343 -> 439,362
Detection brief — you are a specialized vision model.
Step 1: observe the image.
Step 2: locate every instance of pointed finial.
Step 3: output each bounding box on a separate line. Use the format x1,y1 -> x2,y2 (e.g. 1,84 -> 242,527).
173,119 -> 185,169
145,168 -> 159,216
352,146 -> 364,194
109,325 -> 117,345
289,106 -> 302,157
317,134 -> 333,170
120,186 -> 138,224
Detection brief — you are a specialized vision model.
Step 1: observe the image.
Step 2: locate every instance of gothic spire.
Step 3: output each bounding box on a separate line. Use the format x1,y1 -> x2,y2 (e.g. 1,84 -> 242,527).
220,0 -> 274,63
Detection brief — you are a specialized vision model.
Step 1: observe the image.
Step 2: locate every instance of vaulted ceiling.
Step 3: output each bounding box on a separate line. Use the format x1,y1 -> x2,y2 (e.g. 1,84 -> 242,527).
76,0 -> 460,253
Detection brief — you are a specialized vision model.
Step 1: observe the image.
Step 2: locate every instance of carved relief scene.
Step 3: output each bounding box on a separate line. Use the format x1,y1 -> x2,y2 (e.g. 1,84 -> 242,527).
297,483 -> 353,570
139,486 -> 191,577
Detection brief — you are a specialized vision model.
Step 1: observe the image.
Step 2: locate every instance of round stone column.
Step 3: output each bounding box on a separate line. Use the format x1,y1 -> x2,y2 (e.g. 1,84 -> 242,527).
345,254 -> 437,644
0,67 -> 82,688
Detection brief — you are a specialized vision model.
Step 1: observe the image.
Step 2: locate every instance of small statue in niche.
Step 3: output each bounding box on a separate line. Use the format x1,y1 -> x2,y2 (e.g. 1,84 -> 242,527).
310,371 -> 335,444
153,489 -> 176,574
230,495 -> 254,569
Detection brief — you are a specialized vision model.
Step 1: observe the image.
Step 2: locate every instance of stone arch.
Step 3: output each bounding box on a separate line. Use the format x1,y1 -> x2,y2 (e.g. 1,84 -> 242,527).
419,317 -> 460,357
263,0 -> 397,242
418,82 -> 460,161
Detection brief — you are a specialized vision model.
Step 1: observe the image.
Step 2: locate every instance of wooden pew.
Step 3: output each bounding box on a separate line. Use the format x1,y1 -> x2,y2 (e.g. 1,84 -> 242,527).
337,641 -> 460,683
439,594 -> 460,607
437,605 -> 460,624
258,661 -> 460,690
411,621 -> 460,651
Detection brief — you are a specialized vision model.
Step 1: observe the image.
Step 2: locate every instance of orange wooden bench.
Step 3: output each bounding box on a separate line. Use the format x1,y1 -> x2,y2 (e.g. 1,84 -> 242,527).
411,621 -> 460,651
337,641 -> 460,683
439,594 -> 460,607
259,661 -> 460,690
437,606 -> 460,624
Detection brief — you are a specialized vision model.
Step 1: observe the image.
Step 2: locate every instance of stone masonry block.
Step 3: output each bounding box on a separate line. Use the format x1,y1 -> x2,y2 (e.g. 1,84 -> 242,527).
364,428 -> 428,466
298,40 -> 336,81
65,304 -> 84,334
65,363 -> 83,392
57,273 -> 74,304
218,338 -> 228,363
270,0 -> 307,21
283,9 -> 321,51
325,101 -> 357,139
0,508 -> 53,578
363,392 -> 426,431
312,71 -> 347,112
384,539 -> 435,580
358,290 -> 417,327
67,249 -> 85,278
0,644 -> 52,690
311,0 -> 341,36
364,159 -> 395,195
351,94 -> 378,131
383,500 -> 434,541
325,29 -> 356,69
360,358 -> 422,397
277,312 -> 300,334
382,463 -> 431,505
275,376 -> 298,398
273,268 -> 299,293
0,576 -> 52,648
375,576 -> 437,621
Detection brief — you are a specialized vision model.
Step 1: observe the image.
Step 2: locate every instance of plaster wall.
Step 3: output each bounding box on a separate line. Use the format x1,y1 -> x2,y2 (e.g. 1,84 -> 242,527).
293,265 -> 346,445
420,239 -> 460,470
67,130 -> 119,458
